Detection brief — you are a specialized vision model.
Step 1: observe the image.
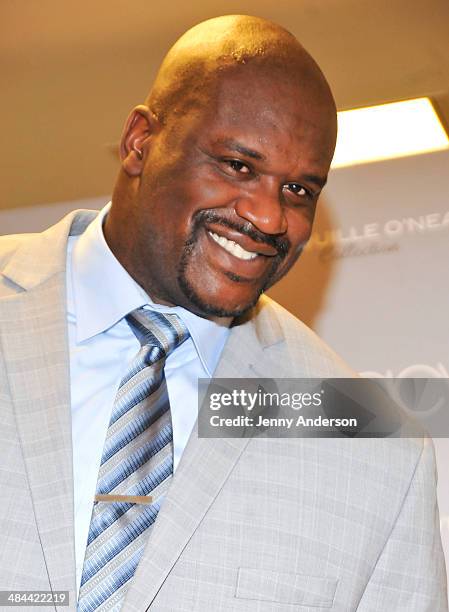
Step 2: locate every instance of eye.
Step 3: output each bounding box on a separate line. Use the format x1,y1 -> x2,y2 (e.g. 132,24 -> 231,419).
224,159 -> 251,174
284,182 -> 309,197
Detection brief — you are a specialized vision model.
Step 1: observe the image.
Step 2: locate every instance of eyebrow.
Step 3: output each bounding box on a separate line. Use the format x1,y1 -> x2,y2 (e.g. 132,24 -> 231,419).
213,138 -> 328,189
302,173 -> 328,190
213,139 -> 266,161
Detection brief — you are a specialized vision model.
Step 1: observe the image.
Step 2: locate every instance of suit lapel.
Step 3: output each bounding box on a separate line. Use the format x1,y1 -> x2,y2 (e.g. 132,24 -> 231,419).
124,297 -> 289,610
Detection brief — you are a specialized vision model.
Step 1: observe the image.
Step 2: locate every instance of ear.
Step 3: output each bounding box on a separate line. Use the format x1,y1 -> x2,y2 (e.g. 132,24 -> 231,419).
119,105 -> 157,177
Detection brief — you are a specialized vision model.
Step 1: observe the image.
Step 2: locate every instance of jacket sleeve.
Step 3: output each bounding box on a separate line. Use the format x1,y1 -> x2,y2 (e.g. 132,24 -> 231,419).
357,436 -> 448,611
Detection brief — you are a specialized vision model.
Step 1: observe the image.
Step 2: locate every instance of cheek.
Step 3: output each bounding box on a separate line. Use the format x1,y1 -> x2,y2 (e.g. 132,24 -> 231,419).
286,211 -> 315,253
186,161 -> 244,209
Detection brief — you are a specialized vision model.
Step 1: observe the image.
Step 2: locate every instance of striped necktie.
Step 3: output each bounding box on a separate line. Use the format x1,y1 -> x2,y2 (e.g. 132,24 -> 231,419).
77,308 -> 190,612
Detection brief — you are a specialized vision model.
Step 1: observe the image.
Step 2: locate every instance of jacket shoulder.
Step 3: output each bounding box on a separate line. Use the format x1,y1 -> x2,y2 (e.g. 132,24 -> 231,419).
0,232 -> 37,296
0,209 -> 99,297
257,296 -> 428,457
0,232 -> 36,266
257,294 -> 356,377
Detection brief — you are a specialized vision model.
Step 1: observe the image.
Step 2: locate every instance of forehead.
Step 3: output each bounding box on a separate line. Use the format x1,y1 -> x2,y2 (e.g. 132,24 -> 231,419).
196,64 -> 337,169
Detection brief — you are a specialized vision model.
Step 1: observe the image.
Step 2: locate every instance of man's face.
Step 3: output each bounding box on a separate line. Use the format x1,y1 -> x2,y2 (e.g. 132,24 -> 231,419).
128,66 -> 336,318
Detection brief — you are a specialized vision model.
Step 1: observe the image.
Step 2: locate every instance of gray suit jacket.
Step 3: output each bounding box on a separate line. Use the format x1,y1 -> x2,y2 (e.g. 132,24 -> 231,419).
0,210 -> 447,611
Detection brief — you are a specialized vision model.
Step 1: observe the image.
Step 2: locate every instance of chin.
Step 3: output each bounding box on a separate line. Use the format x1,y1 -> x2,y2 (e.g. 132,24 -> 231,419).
178,273 -> 262,319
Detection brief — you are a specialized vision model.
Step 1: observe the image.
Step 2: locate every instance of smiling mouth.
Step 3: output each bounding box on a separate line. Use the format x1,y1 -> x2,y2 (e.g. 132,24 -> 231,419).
207,230 -> 259,261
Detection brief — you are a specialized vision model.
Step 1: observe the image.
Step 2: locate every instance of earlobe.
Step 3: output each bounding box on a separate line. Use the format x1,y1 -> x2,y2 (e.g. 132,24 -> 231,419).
120,105 -> 155,177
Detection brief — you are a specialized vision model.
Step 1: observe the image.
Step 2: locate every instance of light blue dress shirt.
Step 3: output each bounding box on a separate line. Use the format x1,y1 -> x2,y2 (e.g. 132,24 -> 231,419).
66,204 -> 230,596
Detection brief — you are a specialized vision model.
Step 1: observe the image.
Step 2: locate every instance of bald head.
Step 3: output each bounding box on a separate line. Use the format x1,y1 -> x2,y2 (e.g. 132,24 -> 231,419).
146,15 -> 336,124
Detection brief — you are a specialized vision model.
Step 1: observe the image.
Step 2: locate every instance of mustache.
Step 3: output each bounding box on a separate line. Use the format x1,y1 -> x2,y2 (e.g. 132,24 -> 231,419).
193,210 -> 291,259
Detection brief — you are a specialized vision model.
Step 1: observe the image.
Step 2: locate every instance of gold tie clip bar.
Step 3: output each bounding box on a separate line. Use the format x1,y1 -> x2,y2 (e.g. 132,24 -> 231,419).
94,494 -> 153,504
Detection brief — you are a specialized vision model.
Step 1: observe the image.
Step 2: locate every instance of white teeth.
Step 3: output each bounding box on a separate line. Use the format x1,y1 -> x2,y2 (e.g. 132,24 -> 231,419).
208,231 -> 258,261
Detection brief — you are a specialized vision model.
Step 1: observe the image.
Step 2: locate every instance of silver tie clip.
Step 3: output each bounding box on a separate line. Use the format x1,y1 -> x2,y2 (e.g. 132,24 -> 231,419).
94,494 -> 153,504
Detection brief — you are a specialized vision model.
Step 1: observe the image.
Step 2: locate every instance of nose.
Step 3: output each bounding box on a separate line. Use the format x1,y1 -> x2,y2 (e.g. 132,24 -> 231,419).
234,179 -> 288,236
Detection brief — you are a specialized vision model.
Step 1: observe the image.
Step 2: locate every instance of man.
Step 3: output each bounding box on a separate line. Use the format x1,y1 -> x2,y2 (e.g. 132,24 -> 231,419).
0,14 -> 446,612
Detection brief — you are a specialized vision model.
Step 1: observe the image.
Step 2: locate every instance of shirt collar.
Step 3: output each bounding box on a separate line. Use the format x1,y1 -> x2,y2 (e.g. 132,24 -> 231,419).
70,203 -> 230,376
